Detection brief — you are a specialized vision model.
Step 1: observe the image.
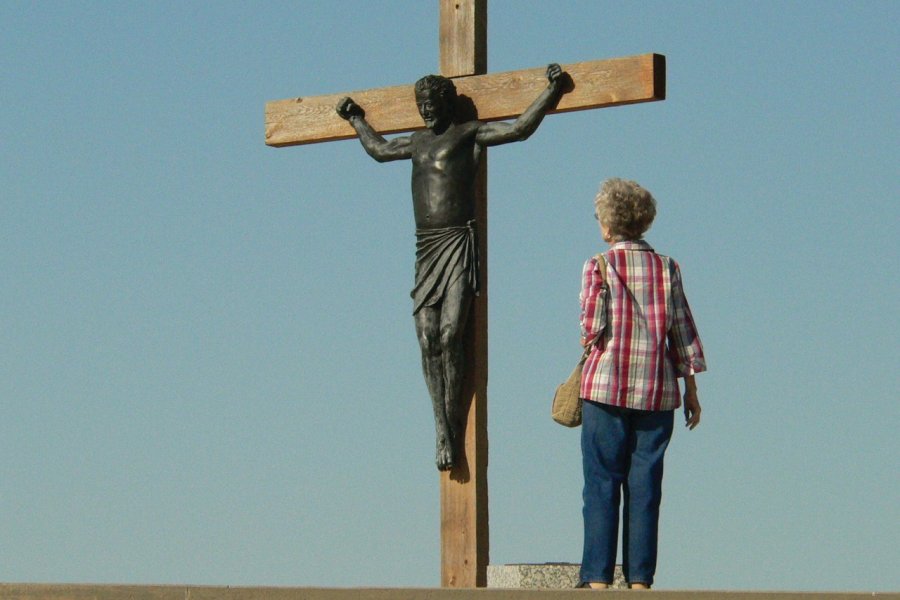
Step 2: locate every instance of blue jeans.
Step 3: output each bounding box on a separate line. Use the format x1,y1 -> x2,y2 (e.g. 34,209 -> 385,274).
580,400 -> 674,587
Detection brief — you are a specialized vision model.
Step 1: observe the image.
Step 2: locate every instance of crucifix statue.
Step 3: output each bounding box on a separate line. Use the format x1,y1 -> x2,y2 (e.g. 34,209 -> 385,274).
264,0 -> 665,587
336,64 -> 564,471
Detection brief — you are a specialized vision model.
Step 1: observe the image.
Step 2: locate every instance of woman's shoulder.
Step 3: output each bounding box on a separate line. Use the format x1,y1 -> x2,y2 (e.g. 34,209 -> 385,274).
580,254 -> 603,279
641,243 -> 676,265
651,252 -> 682,276
583,251 -> 609,267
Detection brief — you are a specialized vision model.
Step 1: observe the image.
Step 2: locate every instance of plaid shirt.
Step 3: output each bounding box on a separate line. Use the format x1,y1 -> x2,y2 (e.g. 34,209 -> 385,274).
579,241 -> 706,411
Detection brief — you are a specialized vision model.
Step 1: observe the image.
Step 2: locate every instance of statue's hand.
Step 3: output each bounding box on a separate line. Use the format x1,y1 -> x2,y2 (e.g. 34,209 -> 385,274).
336,96 -> 364,120
546,63 -> 563,85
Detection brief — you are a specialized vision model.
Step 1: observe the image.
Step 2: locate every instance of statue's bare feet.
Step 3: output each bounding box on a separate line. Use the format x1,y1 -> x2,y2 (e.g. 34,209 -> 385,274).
436,435 -> 455,471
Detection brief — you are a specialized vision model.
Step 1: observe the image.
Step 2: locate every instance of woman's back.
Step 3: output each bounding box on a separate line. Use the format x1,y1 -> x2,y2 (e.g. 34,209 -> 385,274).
580,240 -> 704,411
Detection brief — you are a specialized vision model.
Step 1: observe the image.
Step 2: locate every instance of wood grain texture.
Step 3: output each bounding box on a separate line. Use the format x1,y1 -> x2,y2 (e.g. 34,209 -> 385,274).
264,54 -> 664,147
439,0 -> 486,77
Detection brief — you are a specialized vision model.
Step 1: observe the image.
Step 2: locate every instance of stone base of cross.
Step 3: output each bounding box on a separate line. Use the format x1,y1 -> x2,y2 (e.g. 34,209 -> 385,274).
264,0 -> 664,587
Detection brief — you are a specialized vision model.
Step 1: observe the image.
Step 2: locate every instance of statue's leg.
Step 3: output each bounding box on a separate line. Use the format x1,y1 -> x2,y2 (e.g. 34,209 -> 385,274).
415,305 -> 454,471
439,277 -> 474,458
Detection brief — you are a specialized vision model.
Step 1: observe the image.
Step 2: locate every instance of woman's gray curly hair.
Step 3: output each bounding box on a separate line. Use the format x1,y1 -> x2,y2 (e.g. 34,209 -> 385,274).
594,178 -> 657,242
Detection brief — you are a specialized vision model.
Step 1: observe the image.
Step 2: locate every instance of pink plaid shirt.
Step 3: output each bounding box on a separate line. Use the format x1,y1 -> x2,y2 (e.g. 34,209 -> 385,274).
579,241 -> 706,411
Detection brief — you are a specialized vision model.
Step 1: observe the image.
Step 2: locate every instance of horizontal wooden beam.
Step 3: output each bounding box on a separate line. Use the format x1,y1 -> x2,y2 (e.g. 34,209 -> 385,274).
265,53 -> 665,147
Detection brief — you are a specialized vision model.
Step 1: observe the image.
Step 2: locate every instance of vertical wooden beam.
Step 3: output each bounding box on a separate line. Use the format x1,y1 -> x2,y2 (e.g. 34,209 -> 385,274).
439,0 -> 487,77
438,0 -> 489,589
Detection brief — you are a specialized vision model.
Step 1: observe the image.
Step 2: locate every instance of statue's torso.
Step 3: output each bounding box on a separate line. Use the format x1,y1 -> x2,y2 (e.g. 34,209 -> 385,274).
410,122 -> 482,229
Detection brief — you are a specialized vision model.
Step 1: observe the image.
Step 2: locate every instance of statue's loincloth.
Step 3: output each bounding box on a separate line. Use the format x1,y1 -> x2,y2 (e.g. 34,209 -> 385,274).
411,220 -> 479,315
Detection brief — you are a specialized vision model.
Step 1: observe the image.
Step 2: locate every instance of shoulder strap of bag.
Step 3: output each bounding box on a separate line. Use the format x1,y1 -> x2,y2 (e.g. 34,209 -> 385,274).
595,252 -> 607,282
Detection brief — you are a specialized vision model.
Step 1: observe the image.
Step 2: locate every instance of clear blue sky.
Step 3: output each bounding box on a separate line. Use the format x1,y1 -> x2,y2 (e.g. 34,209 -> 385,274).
2,0 -> 897,593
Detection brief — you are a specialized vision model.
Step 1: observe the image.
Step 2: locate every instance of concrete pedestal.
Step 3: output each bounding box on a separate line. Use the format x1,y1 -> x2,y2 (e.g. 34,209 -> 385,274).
487,563 -> 626,589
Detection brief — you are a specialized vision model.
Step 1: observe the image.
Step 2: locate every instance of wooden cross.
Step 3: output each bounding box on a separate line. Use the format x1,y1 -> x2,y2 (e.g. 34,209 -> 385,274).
264,0 -> 664,588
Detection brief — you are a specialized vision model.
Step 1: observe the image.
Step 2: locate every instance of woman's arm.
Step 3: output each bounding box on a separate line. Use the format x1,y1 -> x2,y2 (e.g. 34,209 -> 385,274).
667,260 -> 706,376
682,375 -> 701,430
579,256 -> 607,346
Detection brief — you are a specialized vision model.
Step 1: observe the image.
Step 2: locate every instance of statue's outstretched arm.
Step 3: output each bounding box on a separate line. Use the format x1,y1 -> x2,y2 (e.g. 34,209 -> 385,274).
337,97 -> 412,162
475,64 -> 564,146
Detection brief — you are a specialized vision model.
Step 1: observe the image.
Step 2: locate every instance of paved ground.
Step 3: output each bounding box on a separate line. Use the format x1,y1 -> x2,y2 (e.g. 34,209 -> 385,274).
0,584 -> 897,600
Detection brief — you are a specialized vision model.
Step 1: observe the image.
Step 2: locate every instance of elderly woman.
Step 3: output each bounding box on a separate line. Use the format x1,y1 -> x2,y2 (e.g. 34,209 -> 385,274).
578,178 -> 706,590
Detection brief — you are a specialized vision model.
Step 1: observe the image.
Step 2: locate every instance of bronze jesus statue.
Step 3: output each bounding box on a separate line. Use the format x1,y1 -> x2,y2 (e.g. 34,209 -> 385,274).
337,64 -> 564,470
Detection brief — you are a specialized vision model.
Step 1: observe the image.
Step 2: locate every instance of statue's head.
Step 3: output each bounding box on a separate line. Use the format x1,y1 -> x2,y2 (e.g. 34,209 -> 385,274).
414,74 -> 457,130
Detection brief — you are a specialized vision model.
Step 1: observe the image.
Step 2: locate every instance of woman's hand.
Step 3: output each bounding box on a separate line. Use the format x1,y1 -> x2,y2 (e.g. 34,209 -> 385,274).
682,375 -> 701,430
